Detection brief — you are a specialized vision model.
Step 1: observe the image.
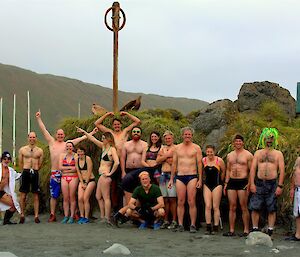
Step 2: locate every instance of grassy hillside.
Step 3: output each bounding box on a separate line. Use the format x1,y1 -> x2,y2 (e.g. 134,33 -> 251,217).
0,63 -> 208,151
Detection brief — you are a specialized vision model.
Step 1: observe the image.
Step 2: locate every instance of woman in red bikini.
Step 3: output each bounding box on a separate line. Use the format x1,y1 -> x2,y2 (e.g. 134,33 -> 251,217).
59,141 -> 78,224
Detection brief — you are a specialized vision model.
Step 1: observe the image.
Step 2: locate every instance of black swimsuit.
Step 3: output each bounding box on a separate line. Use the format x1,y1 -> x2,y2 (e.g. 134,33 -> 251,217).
203,157 -> 222,191
77,156 -> 95,184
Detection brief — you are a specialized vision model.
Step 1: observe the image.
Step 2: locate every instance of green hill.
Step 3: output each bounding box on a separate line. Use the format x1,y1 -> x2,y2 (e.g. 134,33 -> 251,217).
0,63 -> 208,151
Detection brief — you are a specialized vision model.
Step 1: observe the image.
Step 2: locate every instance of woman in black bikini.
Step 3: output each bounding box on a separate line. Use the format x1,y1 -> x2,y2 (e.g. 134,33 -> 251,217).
77,127 -> 119,225
202,145 -> 226,234
75,145 -> 96,224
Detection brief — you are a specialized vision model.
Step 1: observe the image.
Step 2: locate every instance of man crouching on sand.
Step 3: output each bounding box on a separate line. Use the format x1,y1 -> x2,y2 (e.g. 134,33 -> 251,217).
126,171 -> 165,230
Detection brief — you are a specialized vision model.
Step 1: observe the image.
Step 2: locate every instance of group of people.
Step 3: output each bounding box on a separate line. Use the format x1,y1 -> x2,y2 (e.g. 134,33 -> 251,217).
0,111 -> 299,241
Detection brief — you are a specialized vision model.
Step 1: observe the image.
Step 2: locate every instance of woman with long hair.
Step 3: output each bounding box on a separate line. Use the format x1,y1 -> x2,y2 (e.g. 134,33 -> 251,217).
77,127 -> 119,225
59,141 -> 78,224
141,131 -> 162,184
202,145 -> 225,234
75,145 -> 96,224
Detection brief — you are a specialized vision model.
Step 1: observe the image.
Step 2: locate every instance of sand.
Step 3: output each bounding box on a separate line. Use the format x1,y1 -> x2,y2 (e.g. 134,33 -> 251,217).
0,214 -> 299,257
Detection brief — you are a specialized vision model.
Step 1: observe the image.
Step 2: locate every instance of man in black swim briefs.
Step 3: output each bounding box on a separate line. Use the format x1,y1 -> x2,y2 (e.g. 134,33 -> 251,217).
223,134 -> 253,237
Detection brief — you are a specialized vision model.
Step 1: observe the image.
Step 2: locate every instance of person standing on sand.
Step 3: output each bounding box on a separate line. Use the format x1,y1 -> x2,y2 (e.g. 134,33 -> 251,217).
77,127 -> 119,225
35,111 -> 94,222
18,132 -> 44,224
285,157 -> 300,241
0,151 -> 21,225
223,134 -> 253,237
168,127 -> 202,233
94,111 -> 141,212
249,128 -> 285,237
202,145 -> 225,234
156,130 -> 177,229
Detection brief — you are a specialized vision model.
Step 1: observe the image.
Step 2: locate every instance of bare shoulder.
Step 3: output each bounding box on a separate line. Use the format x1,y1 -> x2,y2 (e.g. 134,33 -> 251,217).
141,140 -> 148,147
227,151 -> 234,158
19,146 -> 27,153
244,149 -> 253,158
193,143 -> 201,151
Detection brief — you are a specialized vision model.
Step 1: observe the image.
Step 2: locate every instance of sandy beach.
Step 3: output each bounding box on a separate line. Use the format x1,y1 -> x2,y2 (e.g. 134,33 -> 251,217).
0,214 -> 299,257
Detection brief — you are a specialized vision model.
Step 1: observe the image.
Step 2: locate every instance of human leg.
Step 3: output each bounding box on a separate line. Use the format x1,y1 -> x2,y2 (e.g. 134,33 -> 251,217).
83,181 -> 96,219
227,190 -> 238,233
238,190 -> 250,233
95,179 -> 105,219
176,180 -> 186,226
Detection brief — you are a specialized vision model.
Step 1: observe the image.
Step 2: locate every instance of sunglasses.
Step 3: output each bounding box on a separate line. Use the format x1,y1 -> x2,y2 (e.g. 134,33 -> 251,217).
132,130 -> 141,134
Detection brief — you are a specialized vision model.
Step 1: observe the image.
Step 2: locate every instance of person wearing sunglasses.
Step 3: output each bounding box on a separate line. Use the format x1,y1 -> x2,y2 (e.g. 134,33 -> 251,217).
0,151 -> 21,225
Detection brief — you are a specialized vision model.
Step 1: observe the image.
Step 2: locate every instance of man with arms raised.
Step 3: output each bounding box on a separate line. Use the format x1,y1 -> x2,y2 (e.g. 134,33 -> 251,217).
168,127 -> 202,233
19,132 -> 44,224
223,134 -> 253,237
36,111 -> 92,222
156,130 -> 177,229
95,111 -> 141,210
249,128 -> 285,236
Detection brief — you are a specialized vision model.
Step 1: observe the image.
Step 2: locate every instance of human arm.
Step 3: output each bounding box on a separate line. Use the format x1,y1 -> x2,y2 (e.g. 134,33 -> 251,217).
38,148 -> 44,170
223,157 -> 231,195
94,112 -> 114,133
275,151 -> 285,196
75,157 -> 85,189
76,127 -> 103,148
168,147 -> 177,188
120,145 -> 127,178
219,157 -> 226,182
151,196 -> 165,211
121,111 -> 141,134
71,127 -> 97,146
249,153 -> 258,193
18,148 -> 24,171
141,146 -> 150,167
128,197 -> 137,210
35,111 -> 55,144
196,145 -> 203,188
107,148 -> 120,177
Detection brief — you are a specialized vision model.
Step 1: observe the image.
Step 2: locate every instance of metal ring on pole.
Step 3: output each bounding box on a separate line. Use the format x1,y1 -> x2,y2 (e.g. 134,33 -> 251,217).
104,7 -> 126,32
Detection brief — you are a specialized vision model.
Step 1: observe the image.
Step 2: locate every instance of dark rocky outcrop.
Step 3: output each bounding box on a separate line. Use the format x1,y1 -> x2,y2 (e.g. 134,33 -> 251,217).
192,99 -> 237,148
237,81 -> 295,118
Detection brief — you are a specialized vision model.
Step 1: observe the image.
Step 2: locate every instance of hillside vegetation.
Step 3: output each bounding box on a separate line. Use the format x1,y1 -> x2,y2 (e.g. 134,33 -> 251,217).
0,63 -> 207,151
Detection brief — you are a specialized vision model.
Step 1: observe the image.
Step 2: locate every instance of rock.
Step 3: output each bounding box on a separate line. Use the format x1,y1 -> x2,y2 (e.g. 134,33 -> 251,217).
0,253 -> 19,257
245,232 -> 273,247
192,99 -> 236,148
102,243 -> 131,255
237,81 -> 295,118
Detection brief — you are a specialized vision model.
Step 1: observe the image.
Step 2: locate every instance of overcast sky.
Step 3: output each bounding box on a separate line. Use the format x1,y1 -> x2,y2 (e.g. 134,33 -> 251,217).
1,0 -> 300,103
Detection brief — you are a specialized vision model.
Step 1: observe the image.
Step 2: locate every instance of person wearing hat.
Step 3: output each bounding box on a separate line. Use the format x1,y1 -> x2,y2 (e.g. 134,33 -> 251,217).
0,151 -> 21,225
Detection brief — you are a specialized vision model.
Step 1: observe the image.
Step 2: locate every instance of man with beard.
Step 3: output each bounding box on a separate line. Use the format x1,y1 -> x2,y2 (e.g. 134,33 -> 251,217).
36,111 -> 94,222
249,128 -> 285,236
223,134 -> 253,237
18,132 -> 44,224
114,127 -> 147,225
168,127 -> 202,233
0,151 -> 21,225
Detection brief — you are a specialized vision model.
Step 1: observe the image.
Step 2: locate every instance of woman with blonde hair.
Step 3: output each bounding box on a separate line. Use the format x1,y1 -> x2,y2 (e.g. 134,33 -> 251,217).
77,127 -> 119,225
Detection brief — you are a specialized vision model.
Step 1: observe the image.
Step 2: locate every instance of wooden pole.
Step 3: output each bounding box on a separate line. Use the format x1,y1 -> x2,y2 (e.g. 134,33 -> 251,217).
12,94 -> 16,166
27,90 -> 30,134
0,97 -> 2,155
105,2 -> 126,113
